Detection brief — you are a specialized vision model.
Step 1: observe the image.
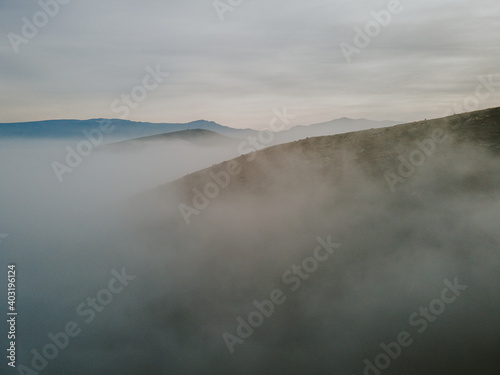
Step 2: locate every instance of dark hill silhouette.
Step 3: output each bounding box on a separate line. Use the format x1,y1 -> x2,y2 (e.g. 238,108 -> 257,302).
103,129 -> 239,151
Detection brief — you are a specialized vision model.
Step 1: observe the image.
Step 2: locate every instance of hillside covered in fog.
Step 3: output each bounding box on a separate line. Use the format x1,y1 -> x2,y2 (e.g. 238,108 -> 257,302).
147,106 -> 500,216
118,107 -> 500,374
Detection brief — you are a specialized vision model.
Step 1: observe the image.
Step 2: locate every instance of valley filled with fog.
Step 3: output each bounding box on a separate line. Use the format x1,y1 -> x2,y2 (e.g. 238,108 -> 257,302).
1,109 -> 499,374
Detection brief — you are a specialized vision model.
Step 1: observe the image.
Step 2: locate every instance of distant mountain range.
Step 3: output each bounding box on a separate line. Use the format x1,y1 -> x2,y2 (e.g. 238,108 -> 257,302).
0,117 -> 400,144
0,119 -> 255,141
104,129 -> 239,151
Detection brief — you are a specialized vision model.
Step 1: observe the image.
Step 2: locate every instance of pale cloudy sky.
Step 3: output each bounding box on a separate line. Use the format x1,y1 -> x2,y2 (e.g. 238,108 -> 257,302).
1,0 -> 499,129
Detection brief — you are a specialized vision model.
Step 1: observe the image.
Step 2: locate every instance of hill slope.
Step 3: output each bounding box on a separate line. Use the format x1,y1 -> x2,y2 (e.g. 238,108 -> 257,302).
275,117 -> 400,143
125,106 -> 500,375
150,106 -> 500,209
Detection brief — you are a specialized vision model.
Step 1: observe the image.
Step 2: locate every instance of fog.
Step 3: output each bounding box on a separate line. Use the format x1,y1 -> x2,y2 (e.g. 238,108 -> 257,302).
0,132 -> 499,375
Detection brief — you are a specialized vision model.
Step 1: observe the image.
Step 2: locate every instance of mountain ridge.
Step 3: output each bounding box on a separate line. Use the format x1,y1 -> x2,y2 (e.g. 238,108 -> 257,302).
0,118 -> 256,141
145,106 -> 500,217
0,116 -> 401,143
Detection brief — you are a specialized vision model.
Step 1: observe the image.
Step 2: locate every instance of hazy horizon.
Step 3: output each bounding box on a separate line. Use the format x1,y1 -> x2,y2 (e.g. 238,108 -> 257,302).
1,0 -> 499,129
0,114 -> 402,128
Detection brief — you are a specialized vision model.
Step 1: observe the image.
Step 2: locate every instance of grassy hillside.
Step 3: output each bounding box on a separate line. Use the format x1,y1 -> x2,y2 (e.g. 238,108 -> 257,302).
124,107 -> 500,375
150,106 -> 500,209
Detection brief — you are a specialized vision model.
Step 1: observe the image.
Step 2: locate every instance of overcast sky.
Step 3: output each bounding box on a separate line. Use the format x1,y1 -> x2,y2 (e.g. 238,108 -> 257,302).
1,0 -> 499,129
